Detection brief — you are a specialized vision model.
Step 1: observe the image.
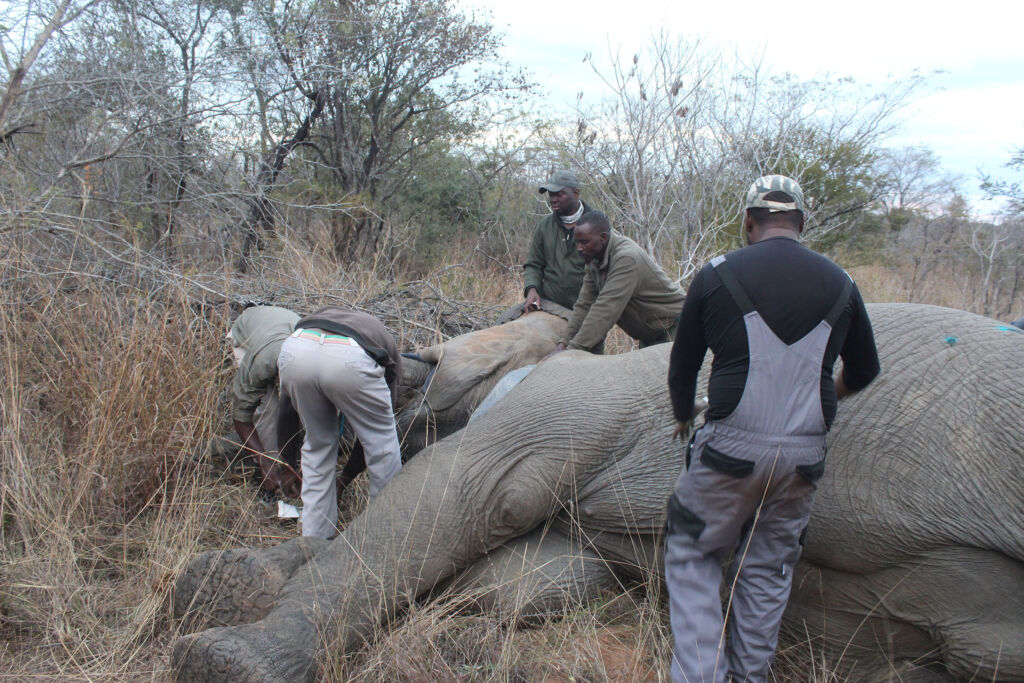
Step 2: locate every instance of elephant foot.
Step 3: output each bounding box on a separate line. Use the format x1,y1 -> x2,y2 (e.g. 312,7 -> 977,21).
172,616 -> 320,682
172,626 -> 279,682
171,622 -> 315,683
174,536 -> 328,632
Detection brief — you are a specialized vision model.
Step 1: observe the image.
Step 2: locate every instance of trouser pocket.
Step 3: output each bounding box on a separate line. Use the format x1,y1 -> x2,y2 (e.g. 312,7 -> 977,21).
684,431 -> 697,470
701,444 -> 755,478
665,493 -> 706,540
796,458 -> 825,483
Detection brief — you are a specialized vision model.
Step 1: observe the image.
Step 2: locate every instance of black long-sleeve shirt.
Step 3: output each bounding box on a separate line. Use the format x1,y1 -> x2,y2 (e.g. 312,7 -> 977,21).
668,237 -> 879,428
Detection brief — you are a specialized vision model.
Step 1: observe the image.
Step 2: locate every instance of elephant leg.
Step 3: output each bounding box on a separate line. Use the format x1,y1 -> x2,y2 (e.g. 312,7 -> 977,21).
446,527 -> 623,624
173,536 -> 329,633
784,562 -> 944,680
787,547 -> 1024,681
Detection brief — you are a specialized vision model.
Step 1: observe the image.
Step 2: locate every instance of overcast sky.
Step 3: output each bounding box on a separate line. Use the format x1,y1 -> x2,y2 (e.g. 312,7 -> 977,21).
469,0 -> 1024,212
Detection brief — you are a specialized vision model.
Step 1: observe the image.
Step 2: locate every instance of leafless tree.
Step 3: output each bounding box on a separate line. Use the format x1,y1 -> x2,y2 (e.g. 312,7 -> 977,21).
560,33 -> 926,279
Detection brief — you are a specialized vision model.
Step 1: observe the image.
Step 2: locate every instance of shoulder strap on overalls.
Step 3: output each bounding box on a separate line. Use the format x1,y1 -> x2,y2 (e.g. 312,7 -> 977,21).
823,273 -> 854,328
710,255 -> 755,315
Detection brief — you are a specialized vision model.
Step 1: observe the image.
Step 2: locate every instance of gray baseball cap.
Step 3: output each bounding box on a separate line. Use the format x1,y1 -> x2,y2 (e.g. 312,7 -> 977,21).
745,175 -> 805,212
538,170 -> 581,193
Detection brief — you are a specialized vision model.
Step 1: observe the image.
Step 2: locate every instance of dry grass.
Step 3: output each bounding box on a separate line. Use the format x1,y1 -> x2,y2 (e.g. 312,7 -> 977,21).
325,565 -> 674,682
0,244 -> 297,678
847,259 -> 1021,320
0,225 -> 999,681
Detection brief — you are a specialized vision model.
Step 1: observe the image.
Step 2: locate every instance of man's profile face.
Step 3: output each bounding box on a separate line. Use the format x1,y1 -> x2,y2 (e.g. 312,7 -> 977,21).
546,187 -> 581,216
574,222 -> 608,262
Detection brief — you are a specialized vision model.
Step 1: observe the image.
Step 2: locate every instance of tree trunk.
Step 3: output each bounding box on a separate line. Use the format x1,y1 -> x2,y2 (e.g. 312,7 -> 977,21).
236,89 -> 326,272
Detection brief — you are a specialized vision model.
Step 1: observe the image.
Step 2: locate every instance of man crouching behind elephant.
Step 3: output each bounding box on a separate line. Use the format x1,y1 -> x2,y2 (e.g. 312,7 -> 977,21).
664,175 -> 880,683
276,306 -> 403,539
227,304 -> 301,495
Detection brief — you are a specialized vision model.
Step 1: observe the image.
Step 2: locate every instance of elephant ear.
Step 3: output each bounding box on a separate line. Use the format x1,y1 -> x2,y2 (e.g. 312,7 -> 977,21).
420,340 -> 521,412
415,310 -> 568,413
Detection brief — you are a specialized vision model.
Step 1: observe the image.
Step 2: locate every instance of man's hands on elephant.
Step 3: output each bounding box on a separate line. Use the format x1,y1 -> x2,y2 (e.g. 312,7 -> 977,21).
523,288 -> 542,313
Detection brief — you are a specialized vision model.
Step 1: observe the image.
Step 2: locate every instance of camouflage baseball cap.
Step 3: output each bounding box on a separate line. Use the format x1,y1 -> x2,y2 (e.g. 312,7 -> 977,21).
745,175 -> 805,213
538,170 -> 582,193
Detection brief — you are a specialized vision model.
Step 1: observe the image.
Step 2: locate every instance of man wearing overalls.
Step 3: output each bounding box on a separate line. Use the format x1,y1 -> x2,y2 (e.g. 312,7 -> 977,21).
664,175 -> 880,682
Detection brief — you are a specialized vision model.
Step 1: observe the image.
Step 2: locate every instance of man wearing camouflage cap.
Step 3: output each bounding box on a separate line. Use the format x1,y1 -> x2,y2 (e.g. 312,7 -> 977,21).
519,172 -> 599,343
663,175 -> 880,682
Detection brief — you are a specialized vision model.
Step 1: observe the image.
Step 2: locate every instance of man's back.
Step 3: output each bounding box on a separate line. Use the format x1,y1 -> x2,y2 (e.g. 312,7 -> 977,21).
230,305 -> 300,422
669,237 -> 878,427
664,174 -> 880,683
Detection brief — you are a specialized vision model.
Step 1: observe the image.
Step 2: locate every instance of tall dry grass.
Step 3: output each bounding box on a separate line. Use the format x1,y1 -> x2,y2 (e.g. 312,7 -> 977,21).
0,248 -> 293,678
0,223 -> 1003,681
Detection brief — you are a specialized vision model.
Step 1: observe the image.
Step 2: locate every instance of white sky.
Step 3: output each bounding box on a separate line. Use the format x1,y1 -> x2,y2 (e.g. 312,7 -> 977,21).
468,0 -> 1024,211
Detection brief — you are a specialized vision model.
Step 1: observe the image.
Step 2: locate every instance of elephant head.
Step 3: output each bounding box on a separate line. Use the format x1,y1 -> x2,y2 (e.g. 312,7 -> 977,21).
395,299 -> 571,454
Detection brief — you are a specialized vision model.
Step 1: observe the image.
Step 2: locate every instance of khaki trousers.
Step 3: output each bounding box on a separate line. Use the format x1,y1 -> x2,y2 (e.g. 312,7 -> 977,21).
278,333 -> 401,539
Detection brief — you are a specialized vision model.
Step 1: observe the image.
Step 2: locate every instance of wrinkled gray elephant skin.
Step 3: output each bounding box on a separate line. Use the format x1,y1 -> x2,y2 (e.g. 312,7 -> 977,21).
172,304 -> 1024,681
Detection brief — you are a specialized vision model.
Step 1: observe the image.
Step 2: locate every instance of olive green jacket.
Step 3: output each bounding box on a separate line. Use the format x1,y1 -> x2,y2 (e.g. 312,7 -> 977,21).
522,203 -> 590,310
229,306 -> 299,423
559,231 -> 686,350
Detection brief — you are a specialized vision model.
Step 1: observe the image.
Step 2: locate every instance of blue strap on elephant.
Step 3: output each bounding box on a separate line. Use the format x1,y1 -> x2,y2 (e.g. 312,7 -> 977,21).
469,365 -> 536,422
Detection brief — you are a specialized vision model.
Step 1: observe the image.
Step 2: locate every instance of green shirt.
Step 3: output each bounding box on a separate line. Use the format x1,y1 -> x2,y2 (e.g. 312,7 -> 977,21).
229,306 -> 299,423
522,206 -> 589,310
559,231 -> 686,350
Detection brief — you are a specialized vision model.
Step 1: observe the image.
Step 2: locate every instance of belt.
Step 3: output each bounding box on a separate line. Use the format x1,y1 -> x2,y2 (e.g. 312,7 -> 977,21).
292,328 -> 360,346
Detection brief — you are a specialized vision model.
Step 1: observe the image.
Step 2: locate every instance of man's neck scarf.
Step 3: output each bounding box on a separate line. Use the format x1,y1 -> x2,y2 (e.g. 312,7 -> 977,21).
560,201 -> 585,228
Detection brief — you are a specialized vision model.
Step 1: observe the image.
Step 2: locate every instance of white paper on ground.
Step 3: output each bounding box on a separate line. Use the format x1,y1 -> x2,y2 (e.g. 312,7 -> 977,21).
277,500 -> 302,518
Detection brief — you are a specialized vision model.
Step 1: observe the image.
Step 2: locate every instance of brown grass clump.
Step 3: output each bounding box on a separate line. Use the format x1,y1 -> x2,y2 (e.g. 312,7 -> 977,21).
330,579 -> 673,682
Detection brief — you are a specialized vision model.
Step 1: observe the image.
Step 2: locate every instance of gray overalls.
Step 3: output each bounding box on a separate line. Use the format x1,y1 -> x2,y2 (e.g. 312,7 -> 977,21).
664,255 -> 851,683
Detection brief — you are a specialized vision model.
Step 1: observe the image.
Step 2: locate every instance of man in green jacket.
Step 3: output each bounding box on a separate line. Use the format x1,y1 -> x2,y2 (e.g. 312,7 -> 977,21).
546,210 -> 685,356
522,170 -> 592,313
227,304 -> 301,494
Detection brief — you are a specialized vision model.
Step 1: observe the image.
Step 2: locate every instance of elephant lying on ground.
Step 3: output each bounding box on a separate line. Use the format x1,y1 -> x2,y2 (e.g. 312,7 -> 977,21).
172,304 -> 1024,681
395,299 -> 570,454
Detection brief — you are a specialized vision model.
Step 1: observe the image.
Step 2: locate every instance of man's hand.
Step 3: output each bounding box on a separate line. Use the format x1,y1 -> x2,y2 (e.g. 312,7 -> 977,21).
671,398 -> 708,440
672,421 -> 691,440
835,370 -> 852,399
523,288 -> 542,313
540,342 -> 567,362
263,462 -> 301,497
